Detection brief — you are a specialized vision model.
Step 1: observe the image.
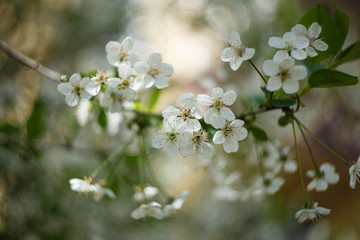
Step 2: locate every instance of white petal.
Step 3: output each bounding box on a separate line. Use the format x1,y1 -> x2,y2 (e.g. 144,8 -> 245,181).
308,22 -> 321,39
197,94 -> 213,106
232,127 -> 248,141
291,49 -> 307,60
131,205 -> 146,219
180,92 -> 196,107
158,63 -> 174,76
282,79 -> 299,94
121,36 -> 134,52
135,61 -> 150,74
80,77 -> 90,88
85,81 -> 101,96
213,131 -> 225,144
105,41 -> 121,53
57,83 -> 73,96
125,89 -> 136,101
273,50 -> 289,63
105,188 -> 116,199
291,24 -> 307,36
279,57 -> 295,70
144,186 -> 159,198
118,64 -> 131,79
80,90 -> 92,100
262,60 -> 279,76
268,37 -> 285,49
148,53 -> 162,66
211,87 -> 224,99
223,139 -> 239,153
204,108 -> 217,124
242,48 -> 255,60
106,52 -> 119,66
266,76 -> 282,92
230,56 -> 242,71
312,40 -> 328,51
294,36 -> 309,49
222,90 -> 237,105
306,179 -> 317,191
65,93 -> 79,107
210,112 -> 226,129
166,142 -> 179,157
306,46 -> 318,57
284,160 -> 297,173
220,47 -> 235,62
179,143 -> 196,158
152,134 -> 168,148
283,32 -> 296,45
220,107 -> 235,121
200,142 -> 214,158
143,75 -> 154,88
69,73 -> 81,86
289,66 -> 307,81
229,30 -> 241,48
154,75 -> 169,89
162,106 -> 181,119
107,78 -> 121,88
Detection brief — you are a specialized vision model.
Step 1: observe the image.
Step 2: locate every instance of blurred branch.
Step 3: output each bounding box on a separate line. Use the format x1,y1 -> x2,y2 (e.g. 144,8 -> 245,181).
0,40 -> 63,82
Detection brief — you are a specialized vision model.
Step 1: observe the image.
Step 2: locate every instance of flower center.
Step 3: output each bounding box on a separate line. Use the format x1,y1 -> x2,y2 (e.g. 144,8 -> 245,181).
167,132 -> 178,141
149,68 -> 159,77
119,50 -> 128,62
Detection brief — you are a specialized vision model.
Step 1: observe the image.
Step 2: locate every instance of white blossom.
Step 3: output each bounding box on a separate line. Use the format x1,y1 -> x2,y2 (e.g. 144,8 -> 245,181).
306,163 -> 339,192
105,37 -> 140,67
131,201 -> 164,220
268,32 -> 309,60
135,53 -> 173,89
212,171 -> 242,201
291,22 -> 328,57
100,88 -> 124,112
133,185 -> 159,203
86,69 -> 111,96
295,202 -> 330,223
106,64 -> 137,101
180,129 -> 214,158
220,30 -> 255,71
253,172 -> 284,196
69,177 -> 115,201
197,87 -> 237,129
57,73 -> 91,107
163,190 -> 189,217
263,56 -> 307,94
213,119 -> 248,153
349,156 -> 360,189
152,116 -> 191,157
162,92 -> 202,131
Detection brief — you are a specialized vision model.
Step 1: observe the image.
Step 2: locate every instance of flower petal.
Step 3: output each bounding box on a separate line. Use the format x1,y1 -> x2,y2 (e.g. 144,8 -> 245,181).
312,40 -> 328,51
230,56 -> 242,71
220,47 -> 235,62
105,41 -> 121,53
152,134 -> 168,148
85,81 -> 101,96
289,66 -> 307,81
266,76 -> 282,92
57,83 -> 73,96
306,46 -> 318,57
308,22 -> 321,39
210,112 -> 226,128
291,24 -> 307,36
158,63 -> 174,76
279,57 -> 295,70
282,79 -> 299,94
222,90 -> 237,105
273,50 -> 289,63
118,64 -> 131,79
148,53 -> 162,66
166,142 -> 179,157
294,36 -> 309,49
143,75 -> 154,88
211,87 -> 224,99
268,37 -> 285,49
154,75 -> 169,89
229,30 -> 241,48
135,61 -> 149,74
69,73 -> 81,86
262,60 -> 280,76
220,107 -> 235,121
204,108 -> 217,124
65,93 -> 79,107
197,94 -> 213,106
107,78 -> 121,88
223,139 -> 238,153
121,36 -> 134,52
291,49 -> 307,60
242,48 -> 255,60
213,131 -> 225,144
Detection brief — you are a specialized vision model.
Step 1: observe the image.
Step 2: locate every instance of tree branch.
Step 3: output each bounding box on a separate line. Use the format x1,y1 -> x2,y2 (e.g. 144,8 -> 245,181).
0,40 -> 63,82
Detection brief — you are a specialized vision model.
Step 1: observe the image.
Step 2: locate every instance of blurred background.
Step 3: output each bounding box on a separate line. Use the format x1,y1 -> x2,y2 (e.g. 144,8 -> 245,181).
0,0 -> 359,239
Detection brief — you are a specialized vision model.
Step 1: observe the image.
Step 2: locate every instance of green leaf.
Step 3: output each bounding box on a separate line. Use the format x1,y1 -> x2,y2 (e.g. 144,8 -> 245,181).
333,6 -> 349,52
250,126 -> 268,141
148,88 -> 162,111
271,98 -> 296,107
278,116 -> 289,127
299,5 -> 345,63
332,40 -> 360,67
98,109 -> 107,130
309,69 -> 358,88
26,102 -> 46,140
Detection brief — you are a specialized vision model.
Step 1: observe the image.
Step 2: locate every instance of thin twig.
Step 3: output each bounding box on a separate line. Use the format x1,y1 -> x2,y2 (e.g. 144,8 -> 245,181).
0,40 -> 63,81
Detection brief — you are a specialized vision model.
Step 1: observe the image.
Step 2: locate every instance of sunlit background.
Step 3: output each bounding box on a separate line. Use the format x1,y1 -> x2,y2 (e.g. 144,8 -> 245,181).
0,0 -> 360,239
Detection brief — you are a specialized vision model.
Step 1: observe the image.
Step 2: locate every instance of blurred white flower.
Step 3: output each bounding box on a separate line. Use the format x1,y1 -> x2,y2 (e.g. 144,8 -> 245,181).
349,156 -> 360,189
131,201 -> 164,220
106,64 -> 137,101
268,32 -> 309,60
133,185 -> 159,203
220,30 -> 255,71
197,87 -> 237,129
253,172 -> 284,196
163,190 -> 189,217
263,56 -> 307,94
57,73 -> 92,107
152,116 -> 191,157
213,119 -> 248,153
162,92 -> 202,131
86,69 -> 112,96
180,129 -> 214,158
212,171 -> 242,201
291,22 -> 328,57
295,202 -> 330,223
69,177 -> 115,201
105,37 -> 140,67
135,53 -> 174,89
306,163 -> 339,192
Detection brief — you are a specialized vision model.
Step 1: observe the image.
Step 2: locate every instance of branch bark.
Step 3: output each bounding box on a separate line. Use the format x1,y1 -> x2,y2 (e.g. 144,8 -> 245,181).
0,40 -> 63,82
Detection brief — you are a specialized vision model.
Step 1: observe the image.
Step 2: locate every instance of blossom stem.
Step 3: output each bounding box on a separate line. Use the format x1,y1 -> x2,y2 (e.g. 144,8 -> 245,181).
237,107 -> 280,120
0,40 -> 63,81
248,59 -> 267,84
296,121 -> 319,171
292,119 -> 310,203
295,118 -> 351,166
90,137 -> 134,179
138,138 -> 145,186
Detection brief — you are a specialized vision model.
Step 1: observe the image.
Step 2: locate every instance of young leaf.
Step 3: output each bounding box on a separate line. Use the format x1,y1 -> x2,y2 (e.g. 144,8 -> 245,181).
332,40 -> 360,68
250,126 -> 268,141
98,108 -> 107,130
27,102 -> 46,140
299,5 -> 345,63
309,69 -> 358,88
271,98 -> 296,107
333,6 -> 349,52
148,88 -> 162,111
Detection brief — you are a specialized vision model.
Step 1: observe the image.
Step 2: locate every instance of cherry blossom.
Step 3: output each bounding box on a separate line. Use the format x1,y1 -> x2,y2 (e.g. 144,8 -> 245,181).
295,202 -> 330,223
213,120 -> 248,153
268,32 -> 309,60
57,73 -> 92,107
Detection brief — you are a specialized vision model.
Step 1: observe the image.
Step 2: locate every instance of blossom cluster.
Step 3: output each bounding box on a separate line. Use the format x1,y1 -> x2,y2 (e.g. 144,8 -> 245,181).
57,37 -> 174,108
152,87 -> 248,157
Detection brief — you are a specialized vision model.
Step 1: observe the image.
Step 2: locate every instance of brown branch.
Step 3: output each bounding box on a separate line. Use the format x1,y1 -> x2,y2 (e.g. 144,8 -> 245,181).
0,40 -> 63,82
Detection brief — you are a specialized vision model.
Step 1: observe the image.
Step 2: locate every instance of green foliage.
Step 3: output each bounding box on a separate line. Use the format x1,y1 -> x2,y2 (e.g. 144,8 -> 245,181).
26,102 -> 46,140
270,98 -> 296,108
148,88 -> 163,111
98,108 -> 108,130
277,116 -> 289,127
309,69 -> 358,88
250,126 -> 268,141
299,5 -> 349,63
332,40 -> 360,68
